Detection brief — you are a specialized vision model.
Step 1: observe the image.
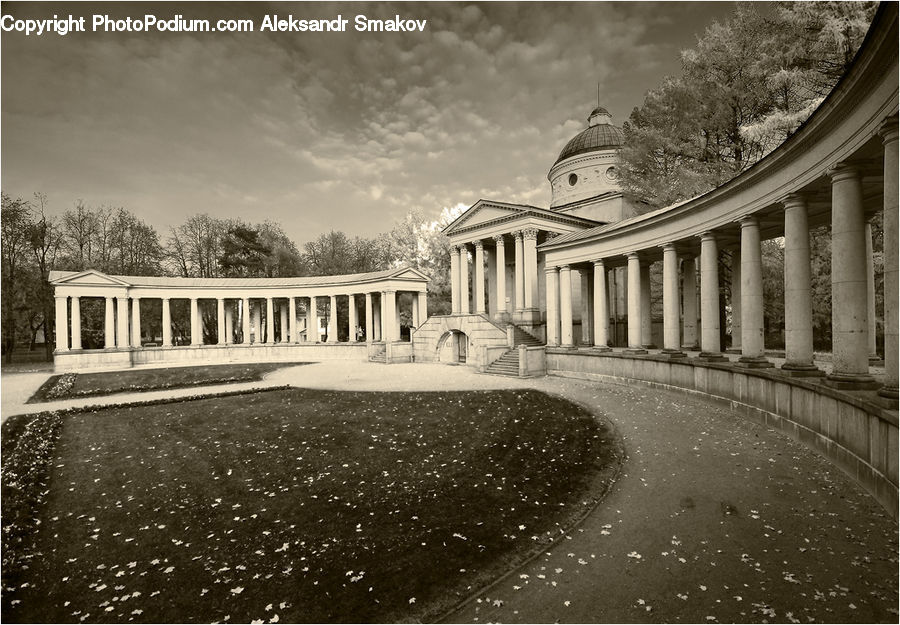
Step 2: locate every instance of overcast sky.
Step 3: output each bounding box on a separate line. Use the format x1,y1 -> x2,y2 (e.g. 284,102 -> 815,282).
1,1 -> 741,246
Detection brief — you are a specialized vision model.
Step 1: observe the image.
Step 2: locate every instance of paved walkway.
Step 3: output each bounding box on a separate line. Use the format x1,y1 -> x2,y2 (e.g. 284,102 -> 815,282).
2,361 -> 897,622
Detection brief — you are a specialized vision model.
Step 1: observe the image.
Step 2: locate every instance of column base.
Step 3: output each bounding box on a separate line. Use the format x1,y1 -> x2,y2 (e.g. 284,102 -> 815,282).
877,385 -> 899,399
591,345 -> 612,352
868,355 -> 885,366
641,343 -> 658,350
624,347 -> 648,355
735,355 -> 773,368
823,372 -> 880,390
660,349 -> 687,359
560,343 -> 576,349
697,352 -> 728,362
681,344 -> 700,351
725,347 -> 742,354
778,363 -> 825,377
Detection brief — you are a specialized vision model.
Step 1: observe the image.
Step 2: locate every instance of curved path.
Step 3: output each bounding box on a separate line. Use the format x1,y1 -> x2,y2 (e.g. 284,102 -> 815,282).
2,362 -> 897,622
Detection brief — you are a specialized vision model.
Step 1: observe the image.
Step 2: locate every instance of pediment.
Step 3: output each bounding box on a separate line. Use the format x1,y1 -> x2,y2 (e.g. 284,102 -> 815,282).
50,269 -> 132,287
443,201 -> 529,234
391,268 -> 429,281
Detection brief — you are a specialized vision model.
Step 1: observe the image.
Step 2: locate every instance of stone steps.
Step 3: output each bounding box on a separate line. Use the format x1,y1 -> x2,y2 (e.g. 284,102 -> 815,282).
484,349 -> 520,377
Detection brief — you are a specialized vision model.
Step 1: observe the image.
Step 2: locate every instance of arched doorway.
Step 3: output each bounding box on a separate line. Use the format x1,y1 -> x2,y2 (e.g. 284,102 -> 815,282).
437,330 -> 468,364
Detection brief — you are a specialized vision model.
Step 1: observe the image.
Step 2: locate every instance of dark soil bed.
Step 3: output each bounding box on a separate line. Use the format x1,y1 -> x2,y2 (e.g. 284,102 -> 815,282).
27,362 -> 309,403
1,387 -> 622,623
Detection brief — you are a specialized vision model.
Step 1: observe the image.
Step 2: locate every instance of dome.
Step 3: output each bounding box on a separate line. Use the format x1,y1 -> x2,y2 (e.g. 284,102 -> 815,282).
589,106 -> 611,118
554,122 -> 624,165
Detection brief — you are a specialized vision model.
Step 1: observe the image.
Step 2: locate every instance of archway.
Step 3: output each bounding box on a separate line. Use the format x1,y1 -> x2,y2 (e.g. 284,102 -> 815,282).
437,330 -> 468,364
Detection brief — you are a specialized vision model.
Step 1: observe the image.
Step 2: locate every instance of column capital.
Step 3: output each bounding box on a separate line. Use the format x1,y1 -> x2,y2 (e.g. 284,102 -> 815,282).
513,230 -> 523,241
492,234 -> 505,245
827,161 -> 859,182
559,264 -> 570,271
545,265 -> 559,275
697,230 -> 719,240
658,242 -> 676,252
592,258 -> 606,268
781,193 -> 807,210
473,239 -> 484,250
737,216 -> 759,229
522,228 -> 539,240
878,115 -> 899,143
626,251 -> 641,261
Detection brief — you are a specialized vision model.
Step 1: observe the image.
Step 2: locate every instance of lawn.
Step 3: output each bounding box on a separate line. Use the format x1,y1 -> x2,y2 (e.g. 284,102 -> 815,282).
1,388 -> 621,623
28,362 -> 310,403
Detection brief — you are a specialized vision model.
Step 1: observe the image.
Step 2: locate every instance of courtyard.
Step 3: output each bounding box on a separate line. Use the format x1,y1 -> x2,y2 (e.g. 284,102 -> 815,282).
1,362 -> 897,623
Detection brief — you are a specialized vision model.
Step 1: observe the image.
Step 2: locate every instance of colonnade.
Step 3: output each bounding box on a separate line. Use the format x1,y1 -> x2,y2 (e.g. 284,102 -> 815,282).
54,289 -> 429,352
450,228 -> 541,318
545,120 -> 898,396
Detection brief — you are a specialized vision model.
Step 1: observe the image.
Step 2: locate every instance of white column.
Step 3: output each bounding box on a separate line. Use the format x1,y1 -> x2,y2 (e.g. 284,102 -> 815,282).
288,297 -> 297,344
327,295 -> 338,342
265,297 -> 275,344
412,293 -> 420,328
348,294 -> 358,341
307,296 -> 317,342
190,298 -> 201,346
459,245 -> 470,314
162,298 -> 173,347
828,163 -> 873,385
580,270 -> 592,345
523,228 -> 539,310
277,301 -> 286,343
626,253 -> 643,351
54,296 -> 69,352
640,262 -> 652,348
116,296 -> 129,348
593,260 -> 609,349
879,118 -> 898,400
251,301 -> 260,344
70,296 -> 81,350
682,258 -> 698,349
699,233 -> 722,358
417,291 -> 427,325
225,302 -> 234,344
730,248 -> 742,352
494,235 -> 507,317
384,290 -> 397,341
373,294 -> 382,341
365,293 -> 374,342
131,297 -> 142,348
395,292 -> 402,341
241,298 -> 251,344
546,267 -> 560,347
514,231 -> 525,312
865,221 -> 878,361
782,195 -> 817,372
217,298 -> 226,345
486,245 -> 497,317
662,244 -> 682,354
560,265 -> 574,348
474,240 -> 486,314
104,296 -> 116,348
737,218 -> 771,366
450,247 -> 460,314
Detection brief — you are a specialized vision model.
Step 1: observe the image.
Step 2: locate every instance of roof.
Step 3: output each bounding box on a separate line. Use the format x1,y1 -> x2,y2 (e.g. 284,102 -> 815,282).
441,198 -> 603,236
48,265 -> 429,288
554,123 -> 624,165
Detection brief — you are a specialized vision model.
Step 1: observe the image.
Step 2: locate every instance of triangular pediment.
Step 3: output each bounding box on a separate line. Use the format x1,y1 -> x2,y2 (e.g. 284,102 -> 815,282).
443,200 -> 530,235
49,269 -> 132,287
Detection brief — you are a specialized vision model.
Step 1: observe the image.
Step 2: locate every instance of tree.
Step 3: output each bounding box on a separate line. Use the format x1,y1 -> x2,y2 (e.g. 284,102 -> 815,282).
27,193 -> 62,360
1,193 -> 34,362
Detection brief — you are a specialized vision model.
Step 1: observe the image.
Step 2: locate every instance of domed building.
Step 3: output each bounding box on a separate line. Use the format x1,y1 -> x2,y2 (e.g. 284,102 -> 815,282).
548,106 -> 640,222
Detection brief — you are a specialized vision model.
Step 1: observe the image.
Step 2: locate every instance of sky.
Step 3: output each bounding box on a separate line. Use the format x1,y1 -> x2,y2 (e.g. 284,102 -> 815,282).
1,1 -> 742,246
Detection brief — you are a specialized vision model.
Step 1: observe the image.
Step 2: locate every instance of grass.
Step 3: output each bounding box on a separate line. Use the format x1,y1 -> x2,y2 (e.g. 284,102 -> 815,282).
27,362 -> 309,403
1,387 -> 621,623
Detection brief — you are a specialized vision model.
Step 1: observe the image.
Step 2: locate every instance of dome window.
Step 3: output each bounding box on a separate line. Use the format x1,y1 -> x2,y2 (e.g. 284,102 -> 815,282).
568,173 -> 578,186
605,166 -> 618,181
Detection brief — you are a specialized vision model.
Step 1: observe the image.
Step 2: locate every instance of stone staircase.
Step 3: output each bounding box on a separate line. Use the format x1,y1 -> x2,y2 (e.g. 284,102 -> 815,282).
369,344 -> 387,363
511,325 -> 544,347
484,349 -> 520,376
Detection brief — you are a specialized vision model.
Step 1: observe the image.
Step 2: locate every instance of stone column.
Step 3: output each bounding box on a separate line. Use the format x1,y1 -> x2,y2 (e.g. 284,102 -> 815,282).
71,296 -> 82,350
523,228 -> 539,311
494,235 -> 507,316
450,247 -> 460,314
116,296 -> 129,348
560,265 -> 574,347
217,298 -> 226,345
737,218 -> 772,367
662,244 -> 684,356
373,294 -> 382,341
418,291 -> 427,324
265,297 -> 275,344
593,260 -> 609,350
54,296 -> 68,352
225,302 -> 234,344
514,231 -> 525,312
879,118 -> 899,400
395,292 -> 402,341
278,301 -> 288,343
546,266 -> 560,347
412,293 -> 420,328
348,294 -> 358,341
730,248 -> 742,352
365,293 -> 374,342
626,253 -> 645,352
327,295 -> 338,342
640,262 -> 653,348
190,298 -> 200,346
485,244 -> 497,317
782,195 -> 819,374
474,240 -> 486,314
104,296 -> 116,348
828,164 -> 874,386
162,298 -> 173,347
459,244 -> 470,314
579,270 -> 591,345
384,290 -> 397,342
380,291 -> 387,340
698,233 -> 724,360
865,221 -> 879,362
682,258 -> 698,350
131,297 -> 142,348
241,298 -> 250,344
288,297 -> 297,344
307,296 -> 317,342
